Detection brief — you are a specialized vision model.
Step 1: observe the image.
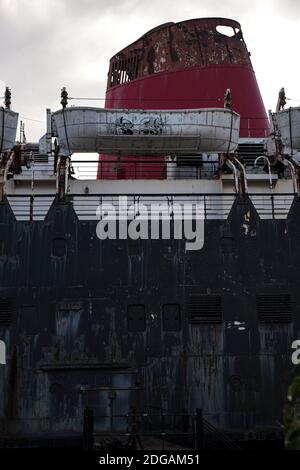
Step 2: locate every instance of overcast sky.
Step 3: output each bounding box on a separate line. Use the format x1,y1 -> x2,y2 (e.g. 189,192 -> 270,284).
1,0 -> 300,141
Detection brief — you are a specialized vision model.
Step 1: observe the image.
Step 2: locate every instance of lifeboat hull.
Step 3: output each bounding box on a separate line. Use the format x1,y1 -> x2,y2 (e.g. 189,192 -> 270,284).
52,107 -> 240,156
272,107 -> 300,155
0,108 -> 18,152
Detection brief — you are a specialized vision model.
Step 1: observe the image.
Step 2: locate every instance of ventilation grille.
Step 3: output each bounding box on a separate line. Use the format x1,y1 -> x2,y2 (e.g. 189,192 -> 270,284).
34,154 -> 48,163
238,143 -> 265,167
109,55 -> 140,87
176,156 -> 203,167
0,298 -> 13,326
189,295 -> 222,324
20,143 -> 48,164
257,294 -> 292,323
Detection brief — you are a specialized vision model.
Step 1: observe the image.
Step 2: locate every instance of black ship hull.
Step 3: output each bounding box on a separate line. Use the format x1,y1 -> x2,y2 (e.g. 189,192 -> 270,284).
0,194 -> 299,447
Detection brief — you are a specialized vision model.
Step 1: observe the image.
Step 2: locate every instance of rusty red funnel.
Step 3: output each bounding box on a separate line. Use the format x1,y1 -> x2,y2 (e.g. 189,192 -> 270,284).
98,17 -> 269,179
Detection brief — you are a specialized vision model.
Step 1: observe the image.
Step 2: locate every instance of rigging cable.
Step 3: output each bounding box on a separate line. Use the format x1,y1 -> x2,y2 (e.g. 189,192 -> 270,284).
68,96 -> 223,102
20,116 -> 44,123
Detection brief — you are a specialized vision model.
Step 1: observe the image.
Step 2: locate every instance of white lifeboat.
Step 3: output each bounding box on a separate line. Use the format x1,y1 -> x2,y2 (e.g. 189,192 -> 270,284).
0,108 -> 18,152
272,107 -> 300,155
52,107 -> 240,156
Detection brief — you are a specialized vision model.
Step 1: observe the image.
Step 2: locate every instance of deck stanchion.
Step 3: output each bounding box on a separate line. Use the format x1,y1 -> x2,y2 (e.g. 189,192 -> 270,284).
83,407 -> 94,450
195,408 -> 204,451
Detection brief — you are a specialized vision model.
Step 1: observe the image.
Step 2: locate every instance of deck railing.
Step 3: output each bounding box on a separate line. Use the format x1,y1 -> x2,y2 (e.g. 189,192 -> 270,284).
4,193 -> 297,222
82,407 -> 242,450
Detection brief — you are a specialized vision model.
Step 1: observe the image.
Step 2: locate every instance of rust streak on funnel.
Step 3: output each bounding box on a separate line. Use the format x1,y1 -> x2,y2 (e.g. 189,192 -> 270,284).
98,17 -> 269,179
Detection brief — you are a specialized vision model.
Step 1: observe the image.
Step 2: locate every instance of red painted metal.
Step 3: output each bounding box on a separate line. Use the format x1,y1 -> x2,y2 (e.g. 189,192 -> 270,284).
98,18 -> 269,179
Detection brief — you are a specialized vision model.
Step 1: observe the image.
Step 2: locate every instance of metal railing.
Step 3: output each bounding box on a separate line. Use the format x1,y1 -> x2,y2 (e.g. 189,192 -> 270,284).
72,159 -> 219,180
82,407 -> 242,451
4,193 -> 297,222
71,157 -> 290,180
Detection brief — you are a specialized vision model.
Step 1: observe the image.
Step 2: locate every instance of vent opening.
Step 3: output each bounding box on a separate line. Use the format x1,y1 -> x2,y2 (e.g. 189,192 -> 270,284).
188,295 -> 222,324
162,304 -> 181,331
109,55 -> 140,88
0,298 -> 13,327
238,143 -> 265,167
127,304 -> 146,332
176,156 -> 203,167
257,294 -> 292,323
216,26 -> 236,37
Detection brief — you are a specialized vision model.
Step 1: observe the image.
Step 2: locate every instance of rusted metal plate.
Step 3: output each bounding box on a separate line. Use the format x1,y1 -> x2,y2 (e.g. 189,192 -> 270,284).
107,18 -> 251,87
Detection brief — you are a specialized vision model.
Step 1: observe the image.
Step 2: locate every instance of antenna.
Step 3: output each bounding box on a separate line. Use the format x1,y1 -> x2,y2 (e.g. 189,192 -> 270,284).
19,120 -> 27,144
4,87 -> 11,110
276,87 -> 286,112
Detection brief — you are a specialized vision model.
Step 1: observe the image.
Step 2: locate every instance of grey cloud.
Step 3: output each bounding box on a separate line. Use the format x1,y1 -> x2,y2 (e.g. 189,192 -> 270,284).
0,0 -> 299,140
273,0 -> 300,19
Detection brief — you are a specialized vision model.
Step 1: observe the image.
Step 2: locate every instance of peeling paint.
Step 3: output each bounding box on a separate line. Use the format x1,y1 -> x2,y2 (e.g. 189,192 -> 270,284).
0,195 -> 299,441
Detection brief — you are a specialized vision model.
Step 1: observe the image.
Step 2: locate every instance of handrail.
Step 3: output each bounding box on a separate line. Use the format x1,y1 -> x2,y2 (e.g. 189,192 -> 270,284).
202,417 -> 241,450
1,150 -> 15,200
4,192 -> 296,222
3,151 -> 14,185
4,191 -> 297,197
225,159 -> 239,193
65,157 -> 70,194
55,156 -> 61,194
233,157 -> 248,194
82,407 -> 242,451
254,155 -> 273,191
285,160 -> 297,194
